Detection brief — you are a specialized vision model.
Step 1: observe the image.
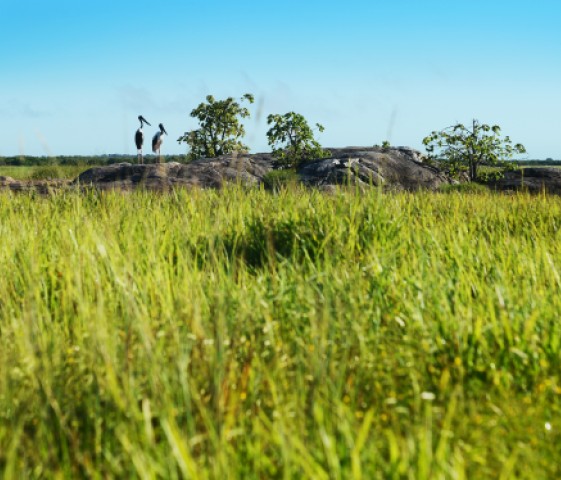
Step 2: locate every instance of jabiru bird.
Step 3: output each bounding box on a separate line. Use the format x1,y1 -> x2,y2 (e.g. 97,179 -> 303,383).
135,115 -> 151,164
152,123 -> 167,163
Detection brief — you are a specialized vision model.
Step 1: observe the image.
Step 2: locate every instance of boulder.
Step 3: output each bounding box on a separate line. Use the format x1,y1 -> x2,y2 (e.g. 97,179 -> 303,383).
0,176 -> 16,186
298,147 -> 452,190
74,147 -> 453,191
75,153 -> 275,190
0,176 -> 66,193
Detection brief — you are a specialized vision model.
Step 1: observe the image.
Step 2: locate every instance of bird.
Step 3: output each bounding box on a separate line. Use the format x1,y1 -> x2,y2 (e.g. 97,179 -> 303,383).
135,115 -> 151,164
152,123 -> 168,163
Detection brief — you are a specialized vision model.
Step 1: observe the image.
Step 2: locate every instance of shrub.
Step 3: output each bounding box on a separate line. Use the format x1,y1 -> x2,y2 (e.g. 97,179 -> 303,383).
30,165 -> 64,180
177,94 -> 254,161
266,112 -> 328,167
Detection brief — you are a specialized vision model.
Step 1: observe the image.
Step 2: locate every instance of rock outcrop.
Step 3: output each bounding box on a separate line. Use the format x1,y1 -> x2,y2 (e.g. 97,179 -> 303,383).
74,154 -> 275,190
0,176 -> 67,193
299,147 -> 451,190
5,153 -> 561,195
487,167 -> 561,194
73,147 -> 453,192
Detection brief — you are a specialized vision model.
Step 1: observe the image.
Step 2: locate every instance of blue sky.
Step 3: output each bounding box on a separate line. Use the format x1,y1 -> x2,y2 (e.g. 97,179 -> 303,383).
0,0 -> 560,158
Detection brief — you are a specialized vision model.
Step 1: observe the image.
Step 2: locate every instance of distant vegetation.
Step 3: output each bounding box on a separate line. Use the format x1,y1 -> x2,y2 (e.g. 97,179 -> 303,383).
0,165 -> 88,180
0,154 -> 188,167
517,159 -> 561,166
1,155 -> 556,169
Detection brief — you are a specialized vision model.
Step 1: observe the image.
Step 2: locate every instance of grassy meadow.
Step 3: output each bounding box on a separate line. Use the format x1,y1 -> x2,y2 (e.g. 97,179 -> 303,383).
0,165 -> 91,181
0,186 -> 560,478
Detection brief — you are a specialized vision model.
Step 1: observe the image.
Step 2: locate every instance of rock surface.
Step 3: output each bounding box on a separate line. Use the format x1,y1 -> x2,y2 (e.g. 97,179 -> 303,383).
74,154 -> 275,190
0,176 -> 67,193
299,147 -> 451,190
487,167 -> 561,194
73,147 -> 453,191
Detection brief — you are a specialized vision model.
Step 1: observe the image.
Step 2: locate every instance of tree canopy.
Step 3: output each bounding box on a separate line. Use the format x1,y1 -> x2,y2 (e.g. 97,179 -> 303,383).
177,94 -> 254,161
266,112 -> 328,167
423,120 -> 526,181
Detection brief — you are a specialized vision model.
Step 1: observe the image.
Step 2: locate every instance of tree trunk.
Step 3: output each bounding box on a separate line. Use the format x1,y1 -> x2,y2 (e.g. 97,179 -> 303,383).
470,162 -> 477,182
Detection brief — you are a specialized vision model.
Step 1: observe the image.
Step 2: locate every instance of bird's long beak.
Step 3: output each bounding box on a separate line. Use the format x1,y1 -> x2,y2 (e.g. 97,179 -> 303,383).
163,126 -> 168,135
142,117 -> 151,126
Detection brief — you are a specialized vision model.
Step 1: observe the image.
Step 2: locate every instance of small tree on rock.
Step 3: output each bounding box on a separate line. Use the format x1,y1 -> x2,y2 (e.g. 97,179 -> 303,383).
178,93 -> 254,161
422,119 -> 526,181
266,112 -> 328,167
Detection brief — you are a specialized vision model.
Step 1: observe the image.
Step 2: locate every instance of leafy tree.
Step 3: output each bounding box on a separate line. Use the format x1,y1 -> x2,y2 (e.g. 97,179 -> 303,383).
266,112 -> 328,167
422,119 -> 526,181
178,93 -> 254,161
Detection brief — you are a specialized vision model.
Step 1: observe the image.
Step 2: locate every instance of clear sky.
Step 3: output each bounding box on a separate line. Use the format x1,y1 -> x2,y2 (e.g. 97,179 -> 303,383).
1,0 -> 560,158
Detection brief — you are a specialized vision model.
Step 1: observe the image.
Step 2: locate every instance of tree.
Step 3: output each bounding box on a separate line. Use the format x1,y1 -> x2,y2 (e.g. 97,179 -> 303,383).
266,112 -> 328,167
422,119 -> 526,181
178,93 -> 254,161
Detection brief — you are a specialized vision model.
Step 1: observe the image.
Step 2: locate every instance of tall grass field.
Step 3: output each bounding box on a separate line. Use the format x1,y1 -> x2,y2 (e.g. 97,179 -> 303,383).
0,187 -> 560,478
0,165 -> 90,180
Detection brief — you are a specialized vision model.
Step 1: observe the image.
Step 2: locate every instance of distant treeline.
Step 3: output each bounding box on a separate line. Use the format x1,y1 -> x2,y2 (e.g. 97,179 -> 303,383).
0,154 -> 559,167
0,154 -> 188,166
516,159 -> 561,166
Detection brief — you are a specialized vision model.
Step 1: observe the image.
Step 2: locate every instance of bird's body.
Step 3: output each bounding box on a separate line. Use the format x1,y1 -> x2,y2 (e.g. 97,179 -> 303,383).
135,129 -> 144,150
135,115 -> 151,164
151,132 -> 163,153
152,123 -> 167,162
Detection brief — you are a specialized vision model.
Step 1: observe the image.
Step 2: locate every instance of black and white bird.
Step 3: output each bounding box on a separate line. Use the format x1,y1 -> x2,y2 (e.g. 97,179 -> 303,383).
135,115 -> 151,164
152,123 -> 168,162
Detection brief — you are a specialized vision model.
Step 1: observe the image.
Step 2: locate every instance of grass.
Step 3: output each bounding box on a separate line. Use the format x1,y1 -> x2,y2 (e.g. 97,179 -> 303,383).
0,165 -> 91,180
262,169 -> 300,191
0,186 -> 560,478
438,182 -> 490,194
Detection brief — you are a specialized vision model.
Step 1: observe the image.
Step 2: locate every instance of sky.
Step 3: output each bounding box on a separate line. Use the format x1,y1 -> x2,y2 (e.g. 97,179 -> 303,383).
0,0 -> 560,158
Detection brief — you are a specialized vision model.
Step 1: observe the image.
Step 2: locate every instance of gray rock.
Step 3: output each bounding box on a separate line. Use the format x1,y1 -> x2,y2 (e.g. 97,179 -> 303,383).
488,167 -> 561,194
75,154 -> 275,190
0,176 -> 16,186
73,147 -> 452,192
299,147 -> 451,191
0,176 -> 66,193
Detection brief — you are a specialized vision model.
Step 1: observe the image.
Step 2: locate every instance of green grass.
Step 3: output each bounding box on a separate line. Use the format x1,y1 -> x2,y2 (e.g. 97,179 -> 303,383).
0,165 -> 91,180
438,182 -> 490,194
1,187 -> 560,478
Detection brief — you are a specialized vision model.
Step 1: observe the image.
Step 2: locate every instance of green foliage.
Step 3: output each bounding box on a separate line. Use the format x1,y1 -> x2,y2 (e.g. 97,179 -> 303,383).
423,119 -> 526,181
0,156 -> 99,167
177,93 -> 254,161
1,189 -> 561,477
0,165 -> 89,180
266,112 -> 328,167
438,182 -> 490,193
262,168 -> 299,191
381,140 -> 391,150
29,165 -> 64,180
0,155 -> 189,167
477,167 -> 511,183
